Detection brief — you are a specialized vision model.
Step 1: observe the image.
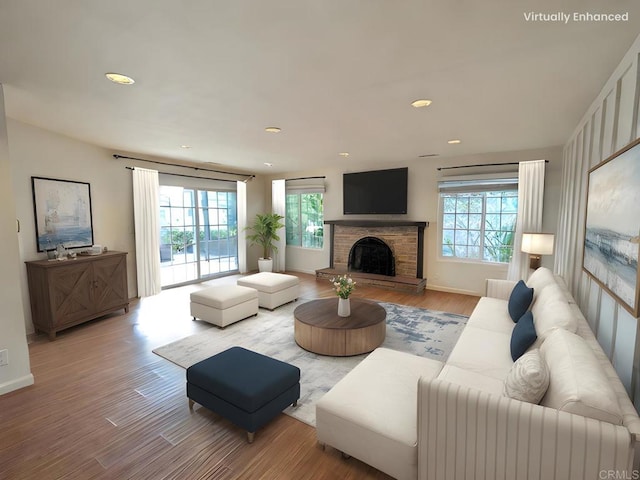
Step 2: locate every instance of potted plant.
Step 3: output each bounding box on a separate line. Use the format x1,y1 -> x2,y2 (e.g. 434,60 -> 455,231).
246,212 -> 285,272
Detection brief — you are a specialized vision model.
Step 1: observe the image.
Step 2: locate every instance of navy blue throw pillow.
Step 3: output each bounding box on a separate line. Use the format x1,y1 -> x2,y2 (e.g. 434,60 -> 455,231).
508,280 -> 534,322
510,311 -> 537,361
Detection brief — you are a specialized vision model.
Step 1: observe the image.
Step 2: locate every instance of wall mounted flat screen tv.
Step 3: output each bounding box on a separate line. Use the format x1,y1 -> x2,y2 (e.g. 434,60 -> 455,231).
343,167 -> 408,214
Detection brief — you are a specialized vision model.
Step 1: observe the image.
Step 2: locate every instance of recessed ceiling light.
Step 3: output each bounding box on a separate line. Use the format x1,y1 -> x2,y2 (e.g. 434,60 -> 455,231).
447,139 -> 462,144
411,99 -> 432,108
339,152 -> 350,157
180,145 -> 192,149
264,162 -> 273,167
265,127 -> 281,133
105,72 -> 135,85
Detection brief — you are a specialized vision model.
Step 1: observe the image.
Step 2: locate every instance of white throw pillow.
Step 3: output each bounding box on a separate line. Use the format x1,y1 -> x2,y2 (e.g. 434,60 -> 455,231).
503,349 -> 549,404
526,267 -> 556,294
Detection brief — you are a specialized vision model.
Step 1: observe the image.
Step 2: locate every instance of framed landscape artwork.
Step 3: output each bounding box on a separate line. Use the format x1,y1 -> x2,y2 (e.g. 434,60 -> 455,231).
583,138 -> 640,317
31,176 -> 94,252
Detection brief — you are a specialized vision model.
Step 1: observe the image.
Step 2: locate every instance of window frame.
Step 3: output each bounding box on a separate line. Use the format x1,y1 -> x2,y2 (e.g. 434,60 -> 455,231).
437,174 -> 518,265
285,190 -> 324,250
158,181 -> 239,287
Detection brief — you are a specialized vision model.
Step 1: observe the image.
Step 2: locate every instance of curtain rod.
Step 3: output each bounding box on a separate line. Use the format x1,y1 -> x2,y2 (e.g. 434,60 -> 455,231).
125,166 -> 243,183
114,154 -> 255,180
437,160 -> 549,171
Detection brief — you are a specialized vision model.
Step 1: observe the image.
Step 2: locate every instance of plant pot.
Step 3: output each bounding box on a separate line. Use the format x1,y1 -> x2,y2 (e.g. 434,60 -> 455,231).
258,258 -> 273,272
337,297 -> 351,317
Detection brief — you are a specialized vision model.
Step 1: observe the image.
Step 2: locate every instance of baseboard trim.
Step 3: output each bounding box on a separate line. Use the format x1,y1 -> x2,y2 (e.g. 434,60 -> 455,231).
427,284 -> 482,297
288,268 -> 317,275
0,373 -> 34,396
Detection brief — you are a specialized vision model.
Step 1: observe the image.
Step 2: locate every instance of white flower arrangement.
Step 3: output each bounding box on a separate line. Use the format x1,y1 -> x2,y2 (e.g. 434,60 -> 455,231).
331,274 -> 356,299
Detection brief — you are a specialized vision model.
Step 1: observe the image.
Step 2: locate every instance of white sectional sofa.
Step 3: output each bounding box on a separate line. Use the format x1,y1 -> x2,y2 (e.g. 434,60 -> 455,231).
316,268 -> 640,480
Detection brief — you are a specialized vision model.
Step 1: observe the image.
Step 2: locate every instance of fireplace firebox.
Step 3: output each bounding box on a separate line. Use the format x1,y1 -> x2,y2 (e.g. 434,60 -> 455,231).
348,236 -> 395,276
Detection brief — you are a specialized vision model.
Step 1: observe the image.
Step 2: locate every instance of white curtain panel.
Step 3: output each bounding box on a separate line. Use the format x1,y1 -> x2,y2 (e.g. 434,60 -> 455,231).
507,160 -> 546,281
132,167 -> 161,297
272,179 -> 286,272
236,181 -> 247,273
554,147 -> 589,294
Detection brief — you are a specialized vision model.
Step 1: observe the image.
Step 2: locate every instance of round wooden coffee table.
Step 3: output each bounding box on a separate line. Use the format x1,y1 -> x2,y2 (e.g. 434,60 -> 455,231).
293,298 -> 386,356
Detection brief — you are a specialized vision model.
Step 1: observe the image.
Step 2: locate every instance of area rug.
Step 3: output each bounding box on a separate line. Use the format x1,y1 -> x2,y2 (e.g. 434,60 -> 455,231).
153,299 -> 468,427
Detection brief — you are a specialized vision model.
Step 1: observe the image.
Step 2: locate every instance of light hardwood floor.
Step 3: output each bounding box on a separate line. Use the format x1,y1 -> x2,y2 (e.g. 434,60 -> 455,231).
0,272 -> 479,479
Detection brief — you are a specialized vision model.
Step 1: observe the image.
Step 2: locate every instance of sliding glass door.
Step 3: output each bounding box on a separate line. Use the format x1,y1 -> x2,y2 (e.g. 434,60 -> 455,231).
159,186 -> 238,287
197,190 -> 238,277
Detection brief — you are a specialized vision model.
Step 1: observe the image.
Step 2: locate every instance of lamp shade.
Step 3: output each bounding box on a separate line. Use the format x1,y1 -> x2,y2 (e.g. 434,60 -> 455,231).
521,233 -> 555,255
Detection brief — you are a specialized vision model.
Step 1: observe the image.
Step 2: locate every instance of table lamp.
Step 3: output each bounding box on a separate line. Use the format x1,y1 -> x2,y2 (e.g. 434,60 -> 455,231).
521,233 -> 555,269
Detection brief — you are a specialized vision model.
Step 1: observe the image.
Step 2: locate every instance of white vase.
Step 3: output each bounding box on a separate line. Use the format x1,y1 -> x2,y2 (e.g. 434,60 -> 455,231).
337,297 -> 351,317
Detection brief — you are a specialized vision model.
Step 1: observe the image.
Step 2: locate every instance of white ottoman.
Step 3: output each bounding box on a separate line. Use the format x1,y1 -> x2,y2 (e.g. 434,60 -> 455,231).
190,285 -> 259,328
236,272 -> 300,310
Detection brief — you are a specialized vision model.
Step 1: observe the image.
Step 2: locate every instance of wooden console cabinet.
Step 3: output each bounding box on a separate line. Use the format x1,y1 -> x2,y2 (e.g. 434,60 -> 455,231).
26,251 -> 129,340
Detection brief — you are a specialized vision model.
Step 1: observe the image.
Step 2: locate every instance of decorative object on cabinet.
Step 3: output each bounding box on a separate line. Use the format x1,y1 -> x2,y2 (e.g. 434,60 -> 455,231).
25,251 -> 129,340
583,137 -> 640,317
31,176 -> 94,252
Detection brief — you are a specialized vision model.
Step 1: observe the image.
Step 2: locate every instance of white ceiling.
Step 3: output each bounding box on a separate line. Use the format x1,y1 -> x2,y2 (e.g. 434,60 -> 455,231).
1,1 -> 639,174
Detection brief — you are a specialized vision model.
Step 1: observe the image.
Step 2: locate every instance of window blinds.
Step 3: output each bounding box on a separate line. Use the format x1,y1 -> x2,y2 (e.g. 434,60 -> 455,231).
437,173 -> 518,193
285,177 -> 326,193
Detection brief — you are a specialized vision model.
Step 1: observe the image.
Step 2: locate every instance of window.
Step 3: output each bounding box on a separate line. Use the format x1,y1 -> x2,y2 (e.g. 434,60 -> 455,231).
285,192 -> 324,249
159,185 -> 238,287
197,190 -> 238,275
439,175 -> 518,263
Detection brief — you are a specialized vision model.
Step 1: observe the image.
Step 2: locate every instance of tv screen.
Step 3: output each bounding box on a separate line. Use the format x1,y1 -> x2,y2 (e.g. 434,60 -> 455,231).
343,167 -> 408,215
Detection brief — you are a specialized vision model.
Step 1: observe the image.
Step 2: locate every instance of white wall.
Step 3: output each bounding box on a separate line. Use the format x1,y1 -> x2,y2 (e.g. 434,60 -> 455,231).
249,174 -> 326,274
7,120 -> 265,335
422,148 -> 562,295
0,86 -> 33,394
245,177 -> 266,271
558,33 -> 640,405
267,145 -> 562,295
8,120 -> 138,334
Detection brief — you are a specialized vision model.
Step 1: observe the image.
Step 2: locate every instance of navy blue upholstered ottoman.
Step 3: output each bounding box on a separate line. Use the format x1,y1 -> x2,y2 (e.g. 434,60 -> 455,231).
186,346 -> 300,443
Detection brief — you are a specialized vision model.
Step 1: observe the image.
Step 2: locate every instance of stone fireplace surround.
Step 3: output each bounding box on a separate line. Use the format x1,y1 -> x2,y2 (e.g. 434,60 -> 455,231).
316,220 -> 428,293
